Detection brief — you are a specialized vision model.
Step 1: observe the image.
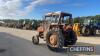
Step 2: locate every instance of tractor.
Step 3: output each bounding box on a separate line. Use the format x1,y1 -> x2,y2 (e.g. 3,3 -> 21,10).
81,18 -> 100,36
32,11 -> 77,50
22,19 -> 34,30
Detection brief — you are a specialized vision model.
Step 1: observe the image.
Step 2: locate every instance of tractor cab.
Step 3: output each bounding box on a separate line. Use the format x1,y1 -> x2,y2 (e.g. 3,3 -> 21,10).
43,11 -> 73,31
44,11 -> 72,25
83,18 -> 95,26
83,18 -> 100,26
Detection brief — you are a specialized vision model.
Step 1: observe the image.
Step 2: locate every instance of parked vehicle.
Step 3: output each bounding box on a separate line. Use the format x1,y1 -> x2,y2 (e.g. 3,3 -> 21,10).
81,18 -> 100,36
32,11 -> 77,51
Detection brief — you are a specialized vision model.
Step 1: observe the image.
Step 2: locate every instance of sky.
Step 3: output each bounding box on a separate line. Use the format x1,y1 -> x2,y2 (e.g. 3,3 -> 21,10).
0,0 -> 100,19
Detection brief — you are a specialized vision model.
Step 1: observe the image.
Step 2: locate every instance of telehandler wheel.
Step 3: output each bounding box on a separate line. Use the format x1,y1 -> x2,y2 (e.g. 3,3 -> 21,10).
32,35 -> 39,45
46,30 -> 64,51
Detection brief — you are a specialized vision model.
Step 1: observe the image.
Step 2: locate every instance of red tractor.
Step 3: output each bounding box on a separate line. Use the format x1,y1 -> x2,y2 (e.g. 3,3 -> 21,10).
32,11 -> 77,50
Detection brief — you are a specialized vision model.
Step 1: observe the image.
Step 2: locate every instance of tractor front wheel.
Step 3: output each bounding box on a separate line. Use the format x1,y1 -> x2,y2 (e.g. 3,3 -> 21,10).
82,27 -> 90,36
32,35 -> 39,45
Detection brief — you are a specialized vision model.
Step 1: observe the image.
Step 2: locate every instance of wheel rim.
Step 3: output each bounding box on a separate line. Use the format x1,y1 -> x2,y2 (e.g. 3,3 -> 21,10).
49,34 -> 57,47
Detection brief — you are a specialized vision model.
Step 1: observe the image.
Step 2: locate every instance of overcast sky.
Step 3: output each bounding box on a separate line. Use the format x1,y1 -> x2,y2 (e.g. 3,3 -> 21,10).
0,0 -> 100,19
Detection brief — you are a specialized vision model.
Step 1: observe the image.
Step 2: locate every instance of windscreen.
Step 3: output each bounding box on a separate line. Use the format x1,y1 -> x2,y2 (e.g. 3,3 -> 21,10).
83,19 -> 90,25
94,19 -> 100,25
45,16 -> 59,23
61,16 -> 70,24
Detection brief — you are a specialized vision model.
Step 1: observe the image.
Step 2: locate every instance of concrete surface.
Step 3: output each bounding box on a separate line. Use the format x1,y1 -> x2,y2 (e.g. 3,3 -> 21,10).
0,27 -> 100,56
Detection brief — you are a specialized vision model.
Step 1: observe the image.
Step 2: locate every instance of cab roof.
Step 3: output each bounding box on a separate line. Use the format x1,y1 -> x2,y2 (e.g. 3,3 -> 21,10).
45,11 -> 72,17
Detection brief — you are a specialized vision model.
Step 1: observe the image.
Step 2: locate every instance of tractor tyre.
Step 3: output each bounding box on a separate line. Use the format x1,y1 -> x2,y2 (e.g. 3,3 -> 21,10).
98,30 -> 100,33
92,28 -> 96,35
64,29 -> 77,46
46,30 -> 64,51
32,35 -> 39,45
82,27 -> 90,36
69,30 -> 77,45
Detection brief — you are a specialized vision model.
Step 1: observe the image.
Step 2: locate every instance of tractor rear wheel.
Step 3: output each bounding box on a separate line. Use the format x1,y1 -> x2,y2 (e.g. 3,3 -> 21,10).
92,28 -> 96,35
64,29 -> 77,46
46,30 -> 64,51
